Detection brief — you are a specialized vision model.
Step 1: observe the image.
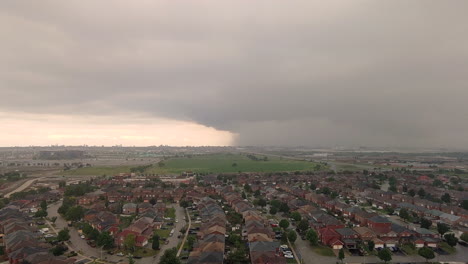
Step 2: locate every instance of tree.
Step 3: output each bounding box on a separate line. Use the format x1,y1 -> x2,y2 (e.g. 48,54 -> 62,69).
65,206 -> 84,221
97,232 -> 114,249
243,184 -> 252,193
441,193 -> 451,203
152,234 -> 160,250
241,192 -> 246,199
399,208 -> 411,221
461,232 -> 468,242
279,219 -> 289,230
51,216 -> 57,223
461,200 -> 468,210
417,188 -> 426,198
287,230 -> 297,243
420,218 -> 432,229
187,236 -> 196,250
35,210 -> 48,218
408,189 -> 416,197
40,200 -> 47,211
159,248 -> 181,264
269,207 -> 277,215
310,183 -> 316,190
367,240 -> 375,252
254,190 -> 261,197
418,247 -> 435,262
297,219 -> 309,233
149,198 -> 157,205
226,246 -> 248,264
279,202 -> 290,213
124,233 -> 136,252
437,222 -> 450,236
306,229 -> 318,246
444,233 -> 458,247
51,245 -> 67,256
377,248 -> 392,264
338,248 -> 345,263
180,200 -> 189,208
57,228 -> 70,241
290,212 -> 301,222
257,198 -> 267,208
82,223 -> 94,235
89,228 -> 100,240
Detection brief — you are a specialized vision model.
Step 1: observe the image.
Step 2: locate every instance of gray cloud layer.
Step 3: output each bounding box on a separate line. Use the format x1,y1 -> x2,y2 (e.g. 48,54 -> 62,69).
1,0 -> 468,148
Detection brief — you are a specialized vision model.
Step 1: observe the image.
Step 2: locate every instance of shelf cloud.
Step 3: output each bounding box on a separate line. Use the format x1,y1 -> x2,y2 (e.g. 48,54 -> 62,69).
1,1 -> 468,148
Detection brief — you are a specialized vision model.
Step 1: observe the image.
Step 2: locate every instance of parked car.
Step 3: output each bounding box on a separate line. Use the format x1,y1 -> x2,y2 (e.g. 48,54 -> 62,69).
284,254 -> 294,259
116,253 -> 124,257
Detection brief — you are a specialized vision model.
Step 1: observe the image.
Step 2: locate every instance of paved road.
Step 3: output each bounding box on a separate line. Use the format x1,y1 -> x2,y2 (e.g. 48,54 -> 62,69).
4,177 -> 44,198
177,208 -> 191,257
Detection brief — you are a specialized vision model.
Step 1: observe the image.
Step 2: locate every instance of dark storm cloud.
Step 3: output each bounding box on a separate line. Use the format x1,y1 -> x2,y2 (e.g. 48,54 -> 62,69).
1,0 -> 468,148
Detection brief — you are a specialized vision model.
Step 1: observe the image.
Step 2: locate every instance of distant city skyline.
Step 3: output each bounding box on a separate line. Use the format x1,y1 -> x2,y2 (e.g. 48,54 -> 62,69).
2,1 -> 468,148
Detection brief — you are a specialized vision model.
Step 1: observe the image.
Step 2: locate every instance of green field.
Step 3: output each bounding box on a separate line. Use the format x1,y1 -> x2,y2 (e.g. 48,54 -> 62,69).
63,153 -> 326,176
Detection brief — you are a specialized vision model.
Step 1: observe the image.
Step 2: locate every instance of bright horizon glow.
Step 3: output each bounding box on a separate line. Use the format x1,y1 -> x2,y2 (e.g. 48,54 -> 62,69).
0,112 -> 236,147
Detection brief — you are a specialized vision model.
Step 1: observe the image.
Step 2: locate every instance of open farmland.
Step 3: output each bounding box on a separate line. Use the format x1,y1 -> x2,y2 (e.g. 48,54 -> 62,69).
63,153 -> 326,175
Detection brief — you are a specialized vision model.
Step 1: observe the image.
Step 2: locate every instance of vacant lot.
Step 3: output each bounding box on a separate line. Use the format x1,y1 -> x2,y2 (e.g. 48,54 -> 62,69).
63,153 -> 325,175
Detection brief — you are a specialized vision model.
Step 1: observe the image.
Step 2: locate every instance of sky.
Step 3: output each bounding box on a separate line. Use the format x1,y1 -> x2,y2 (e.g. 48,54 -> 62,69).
1,1 -> 468,148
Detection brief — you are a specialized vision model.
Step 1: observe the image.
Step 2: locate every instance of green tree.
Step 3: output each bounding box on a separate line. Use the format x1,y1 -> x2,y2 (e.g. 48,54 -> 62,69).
306,229 -> 318,246
279,219 -> 289,230
35,210 -> 48,218
124,233 -> 136,252
82,223 -> 94,235
441,193 -> 451,203
297,219 -> 309,233
89,228 -> 100,240
226,246 -> 248,264
187,236 -> 196,250
418,247 -> 435,262
269,207 -> 277,215
287,230 -> 297,243
408,189 -> 416,197
461,200 -> 468,210
310,183 -> 316,190
461,232 -> 468,242
420,218 -> 432,229
338,248 -> 345,263
279,202 -> 290,213
290,212 -> 301,222
65,206 -> 84,221
159,248 -> 181,264
243,184 -> 252,193
368,240 -> 375,252
127,255 -> 135,264
437,222 -> 450,236
152,234 -> 160,250
417,188 -> 426,198
97,231 -> 114,249
377,248 -> 392,263
257,198 -> 267,208
444,233 -> 458,247
254,190 -> 261,197
57,228 -> 70,241
40,200 -> 47,211
399,208 -> 411,221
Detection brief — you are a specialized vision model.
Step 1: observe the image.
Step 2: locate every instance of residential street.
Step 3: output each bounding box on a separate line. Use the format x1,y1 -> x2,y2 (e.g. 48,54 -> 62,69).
47,201 -> 186,264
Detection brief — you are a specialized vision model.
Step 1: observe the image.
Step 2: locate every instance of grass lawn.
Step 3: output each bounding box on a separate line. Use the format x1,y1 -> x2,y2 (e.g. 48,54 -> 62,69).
439,242 -> 456,254
154,229 -> 171,239
312,245 -> 336,256
165,207 -> 176,219
133,248 -> 158,257
400,244 -> 418,255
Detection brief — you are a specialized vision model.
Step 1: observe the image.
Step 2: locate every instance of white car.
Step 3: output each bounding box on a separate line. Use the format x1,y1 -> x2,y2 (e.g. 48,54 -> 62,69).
175,219 -> 179,223
116,253 -> 124,257
80,235 -> 85,239
284,254 -> 294,259
280,245 -> 288,249
283,251 -> 292,255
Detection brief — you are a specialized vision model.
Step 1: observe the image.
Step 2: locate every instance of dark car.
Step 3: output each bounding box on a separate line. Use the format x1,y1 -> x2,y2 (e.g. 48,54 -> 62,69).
133,256 -> 142,259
